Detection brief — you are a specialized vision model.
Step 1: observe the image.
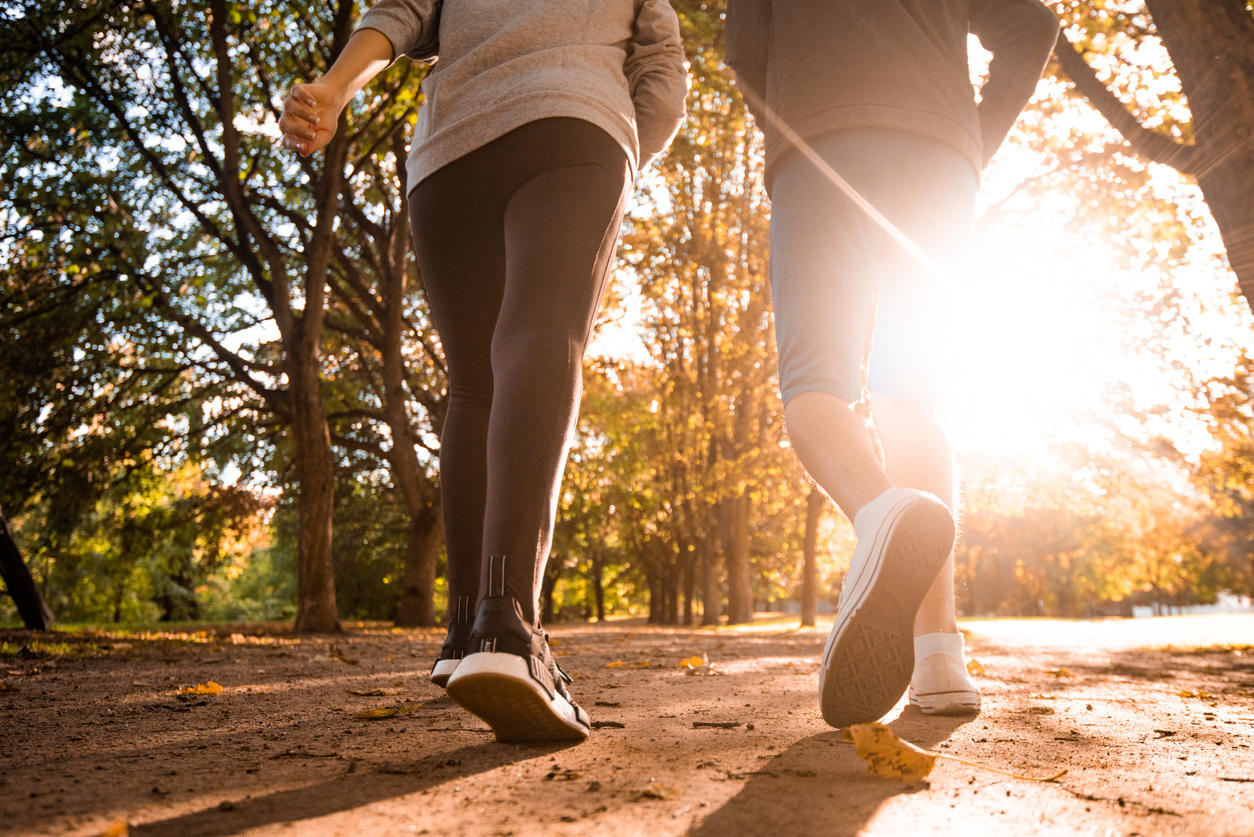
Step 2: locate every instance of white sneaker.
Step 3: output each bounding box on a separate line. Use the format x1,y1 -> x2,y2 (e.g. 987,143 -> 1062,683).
908,631 -> 981,715
819,488 -> 955,728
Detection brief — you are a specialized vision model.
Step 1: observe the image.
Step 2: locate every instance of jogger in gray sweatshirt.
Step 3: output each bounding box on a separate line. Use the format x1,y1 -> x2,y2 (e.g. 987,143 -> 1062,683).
726,0 -> 1058,728
280,0 -> 687,743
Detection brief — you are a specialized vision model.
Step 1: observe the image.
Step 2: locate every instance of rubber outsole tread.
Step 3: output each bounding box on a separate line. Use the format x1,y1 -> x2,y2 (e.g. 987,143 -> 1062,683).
820,500 -> 955,728
446,655 -> 588,743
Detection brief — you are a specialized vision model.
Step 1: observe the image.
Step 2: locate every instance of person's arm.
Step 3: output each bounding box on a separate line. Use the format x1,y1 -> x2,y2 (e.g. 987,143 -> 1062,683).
279,29 -> 393,156
624,0 -> 689,170
279,0 -> 439,157
970,0 -> 1060,167
724,0 -> 771,125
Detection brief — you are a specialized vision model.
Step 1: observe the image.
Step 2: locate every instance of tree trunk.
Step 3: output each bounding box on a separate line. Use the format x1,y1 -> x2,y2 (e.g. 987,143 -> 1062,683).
1147,0 -> 1254,311
801,486 -> 824,628
381,195 -> 444,628
1059,0 -> 1254,312
396,502 -> 443,627
540,568 -> 558,625
665,563 -> 681,624
647,571 -> 661,624
722,490 -> 754,624
0,507 -> 54,630
592,549 -> 605,622
700,536 -> 722,626
290,346 -> 341,634
681,540 -> 696,627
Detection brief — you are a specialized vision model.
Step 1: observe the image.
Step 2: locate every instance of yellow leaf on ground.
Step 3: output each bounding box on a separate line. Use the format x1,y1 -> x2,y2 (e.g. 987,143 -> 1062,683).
1045,668 -> 1073,678
1178,690 -> 1213,699
101,821 -> 128,837
844,722 -> 937,781
966,658 -> 987,676
179,681 -> 223,695
605,660 -> 627,668
346,688 -> 399,697
679,655 -> 707,669
356,703 -> 424,720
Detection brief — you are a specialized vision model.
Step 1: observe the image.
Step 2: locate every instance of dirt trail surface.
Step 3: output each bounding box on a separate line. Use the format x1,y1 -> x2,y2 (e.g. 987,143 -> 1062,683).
2,614 -> 1253,836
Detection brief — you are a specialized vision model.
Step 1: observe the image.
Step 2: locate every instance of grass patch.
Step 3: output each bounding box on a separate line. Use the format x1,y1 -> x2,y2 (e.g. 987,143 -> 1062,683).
0,639 -> 104,660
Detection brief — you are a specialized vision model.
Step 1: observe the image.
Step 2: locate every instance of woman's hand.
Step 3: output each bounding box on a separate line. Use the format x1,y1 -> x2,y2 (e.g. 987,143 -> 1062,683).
279,80 -> 344,157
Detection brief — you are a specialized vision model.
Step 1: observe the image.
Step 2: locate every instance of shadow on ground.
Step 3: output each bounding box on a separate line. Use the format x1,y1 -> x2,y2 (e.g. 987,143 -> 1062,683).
691,709 -> 975,836
130,736 -> 577,837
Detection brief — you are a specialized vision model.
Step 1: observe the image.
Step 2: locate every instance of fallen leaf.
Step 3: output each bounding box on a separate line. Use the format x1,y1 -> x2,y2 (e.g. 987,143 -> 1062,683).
1027,706 -> 1055,715
101,822 -> 129,837
356,703 -> 424,720
679,655 -> 707,669
686,664 -> 722,676
179,681 -> 223,695
844,722 -> 936,781
966,658 -> 987,676
329,646 -> 360,665
1178,690 -> 1213,699
1045,668 -> 1073,679
630,782 -> 680,801
346,688 -> 400,697
605,660 -> 627,669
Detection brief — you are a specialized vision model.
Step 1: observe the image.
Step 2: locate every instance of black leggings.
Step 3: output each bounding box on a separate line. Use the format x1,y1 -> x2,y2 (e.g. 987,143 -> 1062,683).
409,118 -> 630,626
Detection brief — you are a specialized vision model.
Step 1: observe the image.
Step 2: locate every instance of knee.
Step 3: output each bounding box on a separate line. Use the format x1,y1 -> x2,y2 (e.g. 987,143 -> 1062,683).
491,326 -> 581,383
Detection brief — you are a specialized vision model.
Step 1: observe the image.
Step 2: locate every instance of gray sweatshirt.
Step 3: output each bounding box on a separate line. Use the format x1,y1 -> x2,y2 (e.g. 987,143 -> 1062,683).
725,0 -> 1059,188
357,0 -> 689,192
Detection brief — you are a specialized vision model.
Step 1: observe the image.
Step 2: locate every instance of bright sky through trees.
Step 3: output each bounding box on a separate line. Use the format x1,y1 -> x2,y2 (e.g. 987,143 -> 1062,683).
594,29 -> 1254,475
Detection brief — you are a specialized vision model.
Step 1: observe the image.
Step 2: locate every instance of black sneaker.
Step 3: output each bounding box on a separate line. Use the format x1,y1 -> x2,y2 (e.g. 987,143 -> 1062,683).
445,595 -> 591,742
429,595 -> 474,688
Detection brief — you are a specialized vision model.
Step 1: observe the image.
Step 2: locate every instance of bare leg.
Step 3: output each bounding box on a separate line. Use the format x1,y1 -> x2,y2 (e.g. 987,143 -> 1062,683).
784,390 -> 893,521
868,390 -> 959,635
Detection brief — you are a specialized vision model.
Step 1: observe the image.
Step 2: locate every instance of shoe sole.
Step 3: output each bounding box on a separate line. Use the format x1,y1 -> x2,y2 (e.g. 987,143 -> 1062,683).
909,688 -> 981,716
820,498 -> 955,728
446,651 -> 590,743
429,658 -> 459,688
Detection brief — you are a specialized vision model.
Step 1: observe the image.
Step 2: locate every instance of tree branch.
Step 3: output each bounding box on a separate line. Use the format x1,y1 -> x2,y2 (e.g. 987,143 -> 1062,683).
1054,31 -> 1199,173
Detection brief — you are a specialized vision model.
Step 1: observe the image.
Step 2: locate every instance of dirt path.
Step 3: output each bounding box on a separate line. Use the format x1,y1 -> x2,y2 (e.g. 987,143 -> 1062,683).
2,614 -> 1252,836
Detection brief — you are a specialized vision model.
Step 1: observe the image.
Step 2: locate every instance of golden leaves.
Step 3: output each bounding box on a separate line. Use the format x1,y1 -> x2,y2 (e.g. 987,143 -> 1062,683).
966,658 -> 987,676
179,681 -> 223,695
844,723 -> 937,781
1178,690 -> 1214,699
844,722 -> 1068,784
356,704 -> 424,720
605,660 -> 654,669
678,653 -> 722,675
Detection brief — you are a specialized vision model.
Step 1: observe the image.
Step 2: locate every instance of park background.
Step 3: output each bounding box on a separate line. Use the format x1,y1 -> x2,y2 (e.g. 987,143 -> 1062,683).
2,0 -> 1253,634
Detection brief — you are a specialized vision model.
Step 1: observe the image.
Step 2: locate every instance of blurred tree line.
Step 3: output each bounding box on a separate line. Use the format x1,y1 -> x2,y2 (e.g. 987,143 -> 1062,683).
1,0 -> 1250,629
